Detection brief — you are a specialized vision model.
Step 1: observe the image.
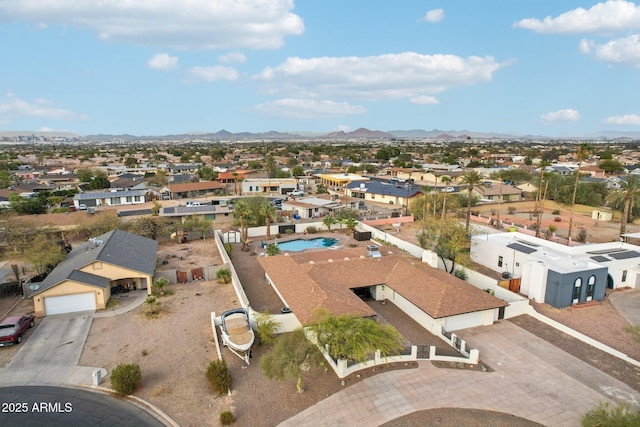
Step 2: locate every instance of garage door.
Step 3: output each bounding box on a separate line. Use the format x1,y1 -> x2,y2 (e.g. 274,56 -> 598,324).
44,293 -> 97,315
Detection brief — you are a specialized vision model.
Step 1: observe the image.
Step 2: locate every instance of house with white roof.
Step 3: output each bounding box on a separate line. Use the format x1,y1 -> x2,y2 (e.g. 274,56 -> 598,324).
472,231 -> 640,308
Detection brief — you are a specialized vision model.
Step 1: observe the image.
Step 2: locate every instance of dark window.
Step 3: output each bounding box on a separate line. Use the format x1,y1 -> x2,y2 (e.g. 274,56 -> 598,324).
498,256 -> 503,268
587,276 -> 595,300
622,270 -> 628,282
573,278 -> 582,303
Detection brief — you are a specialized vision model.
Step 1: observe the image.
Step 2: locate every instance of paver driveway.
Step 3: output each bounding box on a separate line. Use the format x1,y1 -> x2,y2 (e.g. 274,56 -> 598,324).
280,321 -> 640,427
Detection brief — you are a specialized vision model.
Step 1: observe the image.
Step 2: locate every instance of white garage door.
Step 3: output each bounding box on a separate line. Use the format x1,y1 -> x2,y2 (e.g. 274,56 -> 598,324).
44,292 -> 97,315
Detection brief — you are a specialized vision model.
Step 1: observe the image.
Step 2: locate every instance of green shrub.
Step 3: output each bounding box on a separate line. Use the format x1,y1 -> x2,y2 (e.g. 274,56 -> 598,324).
453,268 -> 468,281
219,411 -> 235,425
576,228 -> 588,243
552,209 -> 560,215
224,243 -> 233,258
110,363 -> 142,396
206,359 -> 231,395
285,229 -> 294,234
305,226 -> 317,234
582,401 -> 640,427
216,268 -> 231,284
254,311 -> 280,346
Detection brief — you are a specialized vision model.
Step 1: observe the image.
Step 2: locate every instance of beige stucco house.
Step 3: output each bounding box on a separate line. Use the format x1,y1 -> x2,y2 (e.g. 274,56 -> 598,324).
29,229 -> 158,317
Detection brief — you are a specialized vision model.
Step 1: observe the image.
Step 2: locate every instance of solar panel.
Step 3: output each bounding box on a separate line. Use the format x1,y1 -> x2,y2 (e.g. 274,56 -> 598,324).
590,255 -> 610,262
507,243 -> 537,254
609,250 -> 640,260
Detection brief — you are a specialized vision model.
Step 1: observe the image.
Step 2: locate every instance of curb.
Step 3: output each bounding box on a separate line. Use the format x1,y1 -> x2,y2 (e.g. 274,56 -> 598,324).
75,384 -> 180,427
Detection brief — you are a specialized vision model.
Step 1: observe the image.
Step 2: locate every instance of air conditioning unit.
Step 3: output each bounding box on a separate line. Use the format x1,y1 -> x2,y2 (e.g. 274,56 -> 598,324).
501,271 -> 511,279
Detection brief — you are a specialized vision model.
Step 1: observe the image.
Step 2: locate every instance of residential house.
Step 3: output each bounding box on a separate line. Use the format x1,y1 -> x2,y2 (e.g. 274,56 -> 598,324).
241,178 -> 299,196
472,182 -> 523,203
346,180 -> 424,210
280,196 -> 342,219
258,247 -> 506,332
470,231 -> 640,308
163,181 -> 225,199
73,188 -> 148,209
28,229 -> 158,316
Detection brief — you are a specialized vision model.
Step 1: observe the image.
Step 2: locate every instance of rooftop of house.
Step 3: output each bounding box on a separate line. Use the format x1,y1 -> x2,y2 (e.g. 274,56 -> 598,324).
473,231 -> 640,273
258,246 -> 506,325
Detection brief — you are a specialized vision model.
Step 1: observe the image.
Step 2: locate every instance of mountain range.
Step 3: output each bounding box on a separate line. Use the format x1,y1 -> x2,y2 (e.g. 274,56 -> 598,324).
2,128 -> 640,141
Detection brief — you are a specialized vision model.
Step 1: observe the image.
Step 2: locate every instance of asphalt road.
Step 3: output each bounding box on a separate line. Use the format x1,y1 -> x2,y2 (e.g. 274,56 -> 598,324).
0,386 -> 163,426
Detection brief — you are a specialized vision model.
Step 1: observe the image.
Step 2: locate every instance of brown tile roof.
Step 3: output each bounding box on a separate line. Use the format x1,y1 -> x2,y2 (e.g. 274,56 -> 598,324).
168,181 -> 224,192
258,247 -> 506,325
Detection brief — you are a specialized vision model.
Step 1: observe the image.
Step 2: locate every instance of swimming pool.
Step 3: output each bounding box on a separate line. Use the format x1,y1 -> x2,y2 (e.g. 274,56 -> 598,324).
277,237 -> 338,252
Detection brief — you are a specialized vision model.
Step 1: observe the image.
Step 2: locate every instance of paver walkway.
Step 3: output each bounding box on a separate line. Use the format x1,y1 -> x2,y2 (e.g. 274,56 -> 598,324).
280,321 -> 640,427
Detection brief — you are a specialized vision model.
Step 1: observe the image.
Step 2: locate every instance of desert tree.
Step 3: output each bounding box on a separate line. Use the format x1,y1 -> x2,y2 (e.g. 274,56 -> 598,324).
568,143 -> 592,241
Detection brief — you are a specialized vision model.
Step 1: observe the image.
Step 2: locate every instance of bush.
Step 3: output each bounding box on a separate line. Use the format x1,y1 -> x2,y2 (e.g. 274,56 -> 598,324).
552,209 -> 560,215
110,363 -> 142,396
254,311 -> 280,346
216,268 -> 231,284
206,359 -> 231,395
144,296 -> 162,317
224,243 -> 233,259
305,226 -> 317,234
453,268 -> 468,281
577,228 -> 588,242
152,277 -> 169,296
507,206 -> 517,215
220,411 -> 235,425
285,229 -> 294,234
582,401 -> 640,427
554,216 -> 562,222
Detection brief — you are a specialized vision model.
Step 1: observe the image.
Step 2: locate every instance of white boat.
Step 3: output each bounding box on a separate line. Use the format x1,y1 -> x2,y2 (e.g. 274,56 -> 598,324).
220,308 -> 254,364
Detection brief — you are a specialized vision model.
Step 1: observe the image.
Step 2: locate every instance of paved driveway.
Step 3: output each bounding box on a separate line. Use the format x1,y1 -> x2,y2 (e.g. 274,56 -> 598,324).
0,312 -> 100,386
609,289 -> 640,326
280,321 -> 640,427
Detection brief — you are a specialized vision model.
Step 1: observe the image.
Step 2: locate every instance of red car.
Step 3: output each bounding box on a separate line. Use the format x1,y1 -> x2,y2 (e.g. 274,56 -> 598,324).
0,313 -> 35,346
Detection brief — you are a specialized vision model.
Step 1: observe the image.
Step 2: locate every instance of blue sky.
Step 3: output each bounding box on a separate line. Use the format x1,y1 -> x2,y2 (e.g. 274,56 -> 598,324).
2,1 -> 640,136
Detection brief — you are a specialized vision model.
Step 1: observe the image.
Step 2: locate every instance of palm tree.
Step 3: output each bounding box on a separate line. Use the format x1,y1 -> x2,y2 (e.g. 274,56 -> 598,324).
234,200 -> 251,251
341,217 -> 358,236
322,215 -> 337,231
440,175 -> 452,219
261,203 -> 277,239
606,175 -> 640,237
461,170 -> 484,233
567,143 -> 592,241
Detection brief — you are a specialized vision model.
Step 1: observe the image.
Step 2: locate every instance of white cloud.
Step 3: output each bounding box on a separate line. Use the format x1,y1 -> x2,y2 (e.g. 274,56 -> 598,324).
410,95 -> 439,105
540,109 -> 581,124
421,9 -> 445,23
147,53 -> 178,70
0,0 -> 304,50
514,0 -> 640,34
579,35 -> 640,67
188,66 -> 239,82
218,52 -> 247,64
0,93 -> 84,123
254,52 -> 505,100
253,98 -> 366,119
603,114 -> 640,125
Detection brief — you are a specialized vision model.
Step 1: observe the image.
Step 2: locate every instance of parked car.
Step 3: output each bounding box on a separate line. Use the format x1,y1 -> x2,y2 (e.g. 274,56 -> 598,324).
0,313 -> 35,346
441,187 -> 455,193
287,190 -> 304,197
78,203 -> 88,210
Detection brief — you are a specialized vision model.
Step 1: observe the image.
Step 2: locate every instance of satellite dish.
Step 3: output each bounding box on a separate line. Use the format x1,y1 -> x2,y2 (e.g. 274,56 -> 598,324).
29,284 -> 40,291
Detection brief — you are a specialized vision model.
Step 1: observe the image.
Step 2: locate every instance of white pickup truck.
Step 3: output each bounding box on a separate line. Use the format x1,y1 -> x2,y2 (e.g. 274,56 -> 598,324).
287,190 -> 304,197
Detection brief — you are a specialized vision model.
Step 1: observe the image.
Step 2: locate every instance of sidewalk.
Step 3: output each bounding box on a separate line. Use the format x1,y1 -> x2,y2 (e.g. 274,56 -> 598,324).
94,290 -> 148,318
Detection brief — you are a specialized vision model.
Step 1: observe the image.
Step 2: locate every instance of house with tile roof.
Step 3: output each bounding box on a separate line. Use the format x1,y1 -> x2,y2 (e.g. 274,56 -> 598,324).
258,246 -> 506,332
28,229 -> 158,316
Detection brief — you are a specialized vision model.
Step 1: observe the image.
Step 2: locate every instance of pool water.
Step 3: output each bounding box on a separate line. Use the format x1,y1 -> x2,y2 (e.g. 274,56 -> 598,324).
277,237 -> 338,252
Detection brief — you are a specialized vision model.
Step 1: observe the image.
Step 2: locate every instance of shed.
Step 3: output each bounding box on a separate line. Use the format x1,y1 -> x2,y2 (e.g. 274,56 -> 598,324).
353,229 -> 372,241
592,209 -> 612,222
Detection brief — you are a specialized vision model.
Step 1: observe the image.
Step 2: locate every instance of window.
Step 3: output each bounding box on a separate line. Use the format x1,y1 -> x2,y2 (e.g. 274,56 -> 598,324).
498,256 -> 503,268
622,270 -> 628,282
587,275 -> 595,301
573,277 -> 582,304
126,196 -> 132,203
515,262 -> 520,267
134,196 -> 141,202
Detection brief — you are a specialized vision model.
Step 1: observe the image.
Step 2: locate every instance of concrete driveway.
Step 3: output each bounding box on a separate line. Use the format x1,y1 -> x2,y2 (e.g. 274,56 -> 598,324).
0,312 -> 104,386
609,289 -> 640,326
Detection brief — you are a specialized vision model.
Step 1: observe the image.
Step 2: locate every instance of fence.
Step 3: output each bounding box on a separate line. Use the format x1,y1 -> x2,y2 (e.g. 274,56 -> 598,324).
154,265 -> 224,284
0,282 -> 19,298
